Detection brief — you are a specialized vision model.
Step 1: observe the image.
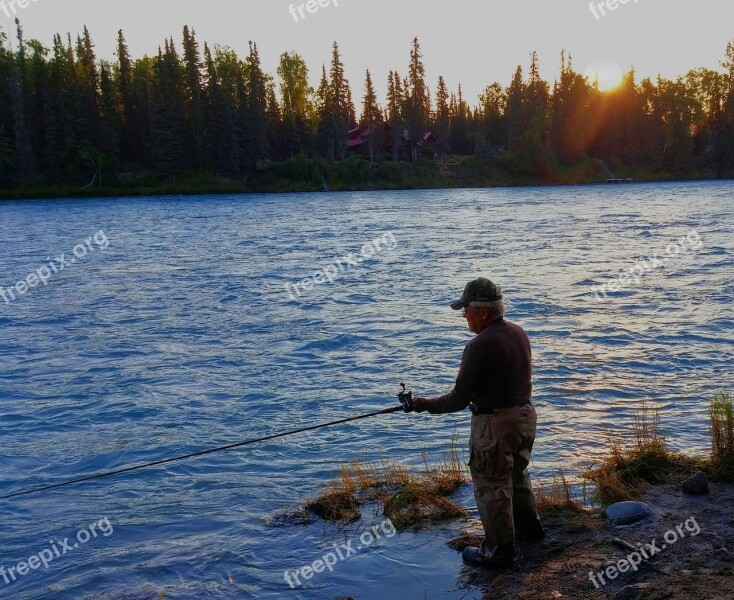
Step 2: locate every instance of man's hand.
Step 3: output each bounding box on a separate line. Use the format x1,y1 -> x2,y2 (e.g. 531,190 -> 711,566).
412,397 -> 430,413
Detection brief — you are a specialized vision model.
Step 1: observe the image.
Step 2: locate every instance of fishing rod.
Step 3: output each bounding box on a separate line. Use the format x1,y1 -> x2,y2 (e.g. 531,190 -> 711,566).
0,384 -> 417,501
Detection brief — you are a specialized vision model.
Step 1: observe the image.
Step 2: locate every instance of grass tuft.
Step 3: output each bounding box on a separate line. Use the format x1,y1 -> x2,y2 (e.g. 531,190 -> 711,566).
535,469 -> 587,515
584,403 -> 700,505
304,489 -> 361,523
710,392 -> 734,478
303,437 -> 469,526
383,482 -> 466,530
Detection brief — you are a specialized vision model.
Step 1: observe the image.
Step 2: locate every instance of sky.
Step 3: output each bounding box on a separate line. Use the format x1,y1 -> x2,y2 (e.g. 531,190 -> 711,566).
1,0 -> 733,106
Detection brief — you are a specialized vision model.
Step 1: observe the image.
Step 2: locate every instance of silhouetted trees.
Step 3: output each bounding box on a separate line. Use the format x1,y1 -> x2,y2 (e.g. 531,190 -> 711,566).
0,23 -> 732,188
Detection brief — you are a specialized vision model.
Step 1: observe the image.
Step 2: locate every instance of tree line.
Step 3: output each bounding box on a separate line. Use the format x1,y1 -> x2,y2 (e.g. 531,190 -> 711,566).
0,20 -> 733,189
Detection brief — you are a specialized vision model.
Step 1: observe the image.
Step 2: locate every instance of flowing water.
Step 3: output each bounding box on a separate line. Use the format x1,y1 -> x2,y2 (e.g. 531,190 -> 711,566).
1,181 -> 732,599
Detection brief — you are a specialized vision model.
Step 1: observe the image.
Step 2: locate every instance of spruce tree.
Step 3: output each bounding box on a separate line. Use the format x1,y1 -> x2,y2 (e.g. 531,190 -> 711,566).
182,26 -> 206,168
116,30 -> 134,160
406,37 -> 429,161
243,41 -> 270,168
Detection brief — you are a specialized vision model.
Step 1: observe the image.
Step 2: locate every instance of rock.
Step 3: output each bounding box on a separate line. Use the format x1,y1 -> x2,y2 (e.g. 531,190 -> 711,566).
604,501 -> 656,526
682,470 -> 709,494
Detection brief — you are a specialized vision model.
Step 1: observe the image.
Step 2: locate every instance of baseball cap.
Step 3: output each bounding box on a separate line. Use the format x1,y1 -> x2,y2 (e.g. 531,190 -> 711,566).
450,278 -> 503,310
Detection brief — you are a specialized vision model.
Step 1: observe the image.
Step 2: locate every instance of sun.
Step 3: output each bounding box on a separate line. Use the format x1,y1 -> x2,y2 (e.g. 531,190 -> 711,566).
584,60 -> 624,92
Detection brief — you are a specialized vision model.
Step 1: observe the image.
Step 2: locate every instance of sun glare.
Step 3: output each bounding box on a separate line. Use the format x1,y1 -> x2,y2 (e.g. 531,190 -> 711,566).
584,60 -> 624,92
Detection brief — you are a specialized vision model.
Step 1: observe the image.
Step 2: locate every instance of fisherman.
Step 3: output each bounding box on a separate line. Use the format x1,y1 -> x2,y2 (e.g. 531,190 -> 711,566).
412,277 -> 545,569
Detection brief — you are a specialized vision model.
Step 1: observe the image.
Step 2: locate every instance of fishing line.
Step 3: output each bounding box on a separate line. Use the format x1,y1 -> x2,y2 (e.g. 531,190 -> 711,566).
1,404 -> 409,501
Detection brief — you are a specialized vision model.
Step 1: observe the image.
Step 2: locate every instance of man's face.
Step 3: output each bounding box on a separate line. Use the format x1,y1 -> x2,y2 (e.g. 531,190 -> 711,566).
463,305 -> 486,334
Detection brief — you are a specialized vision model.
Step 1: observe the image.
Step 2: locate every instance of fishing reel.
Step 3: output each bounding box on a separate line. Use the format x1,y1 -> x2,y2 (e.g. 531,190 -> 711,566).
397,383 -> 416,413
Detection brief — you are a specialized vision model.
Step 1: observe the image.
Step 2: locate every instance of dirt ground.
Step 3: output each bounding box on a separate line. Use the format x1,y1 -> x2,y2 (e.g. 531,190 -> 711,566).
450,482 -> 734,600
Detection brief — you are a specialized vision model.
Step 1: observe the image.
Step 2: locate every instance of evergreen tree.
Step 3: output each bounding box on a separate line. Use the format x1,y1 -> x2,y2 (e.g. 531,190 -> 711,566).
433,76 -> 450,155
406,37 -> 429,161
24,39 -> 49,163
116,30 -> 134,161
506,65 -> 524,153
129,55 -> 155,164
315,64 -> 332,158
277,51 -> 312,157
450,84 -> 470,154
98,60 -> 120,165
636,77 -> 665,169
361,69 -> 381,125
149,39 -> 187,173
206,44 -> 242,176
522,51 -> 551,172
243,41 -> 270,168
551,51 -> 591,165
10,19 -> 36,182
73,26 -> 101,147
326,42 -> 352,159
359,69 -> 382,161
386,70 -> 406,160
182,26 -> 206,168
265,78 -> 284,160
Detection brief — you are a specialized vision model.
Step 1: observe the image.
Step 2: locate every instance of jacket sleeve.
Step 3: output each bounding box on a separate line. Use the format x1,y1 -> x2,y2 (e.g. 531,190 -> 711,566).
426,342 -> 481,414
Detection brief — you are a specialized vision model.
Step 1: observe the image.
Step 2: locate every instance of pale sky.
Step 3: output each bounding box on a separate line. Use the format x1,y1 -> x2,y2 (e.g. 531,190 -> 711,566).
1,0 -> 733,105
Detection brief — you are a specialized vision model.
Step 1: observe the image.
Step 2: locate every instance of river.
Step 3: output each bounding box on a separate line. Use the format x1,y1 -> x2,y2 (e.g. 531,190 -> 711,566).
1,181 -> 732,599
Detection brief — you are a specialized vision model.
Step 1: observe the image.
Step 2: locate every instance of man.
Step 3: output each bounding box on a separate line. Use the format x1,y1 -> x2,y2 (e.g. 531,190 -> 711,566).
412,277 -> 544,569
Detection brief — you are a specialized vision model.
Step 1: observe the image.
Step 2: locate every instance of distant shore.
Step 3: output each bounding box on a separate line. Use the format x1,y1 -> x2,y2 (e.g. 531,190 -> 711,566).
1,157 -> 730,201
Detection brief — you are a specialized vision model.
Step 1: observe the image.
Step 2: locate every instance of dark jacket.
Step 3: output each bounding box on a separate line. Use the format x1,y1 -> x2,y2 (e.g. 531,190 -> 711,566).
427,319 -> 532,414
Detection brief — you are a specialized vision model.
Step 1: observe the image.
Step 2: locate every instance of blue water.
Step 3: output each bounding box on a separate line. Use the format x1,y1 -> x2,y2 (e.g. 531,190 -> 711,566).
1,182 -> 732,599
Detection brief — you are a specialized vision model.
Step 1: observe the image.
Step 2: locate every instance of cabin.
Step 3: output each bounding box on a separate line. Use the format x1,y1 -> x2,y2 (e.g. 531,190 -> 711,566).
346,124 -> 437,159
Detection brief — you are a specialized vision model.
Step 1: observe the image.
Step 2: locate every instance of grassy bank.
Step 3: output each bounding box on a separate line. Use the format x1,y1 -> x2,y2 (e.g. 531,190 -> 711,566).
0,157 -> 728,200
297,392 -> 734,529
288,392 -> 734,600
585,392 -> 733,505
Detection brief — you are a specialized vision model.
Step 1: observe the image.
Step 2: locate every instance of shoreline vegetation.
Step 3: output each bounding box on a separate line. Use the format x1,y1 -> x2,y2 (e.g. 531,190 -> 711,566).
1,158 -> 732,201
294,392 -> 733,599
302,392 -> 733,524
1,24 -> 733,201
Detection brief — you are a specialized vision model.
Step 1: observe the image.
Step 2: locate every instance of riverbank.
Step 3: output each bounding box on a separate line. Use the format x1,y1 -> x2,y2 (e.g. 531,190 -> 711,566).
302,395 -> 733,600
449,480 -> 734,599
0,156 -> 728,200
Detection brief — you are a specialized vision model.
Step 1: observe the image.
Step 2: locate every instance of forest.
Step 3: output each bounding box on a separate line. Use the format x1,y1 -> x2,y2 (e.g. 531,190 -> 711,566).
0,20 -> 733,195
